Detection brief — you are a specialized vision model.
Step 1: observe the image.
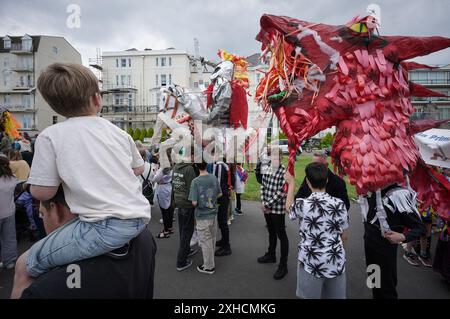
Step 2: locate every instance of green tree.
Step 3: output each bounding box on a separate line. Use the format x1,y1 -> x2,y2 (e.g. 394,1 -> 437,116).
133,128 -> 141,141
320,132 -> 334,149
146,127 -> 154,138
139,129 -> 146,142
161,128 -> 167,141
127,127 -> 134,138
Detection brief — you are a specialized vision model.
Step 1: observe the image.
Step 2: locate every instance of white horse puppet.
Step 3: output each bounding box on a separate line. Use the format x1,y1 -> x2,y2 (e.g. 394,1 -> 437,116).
150,51 -> 273,166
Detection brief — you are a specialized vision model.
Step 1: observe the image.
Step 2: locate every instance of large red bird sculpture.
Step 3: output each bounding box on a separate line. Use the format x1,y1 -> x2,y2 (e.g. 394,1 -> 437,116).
255,13 -> 450,221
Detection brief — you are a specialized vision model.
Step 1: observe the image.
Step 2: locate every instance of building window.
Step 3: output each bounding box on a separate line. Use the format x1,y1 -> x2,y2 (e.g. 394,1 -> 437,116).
53,116 -> 58,124
169,57 -> 172,66
127,75 -> 131,86
22,115 -> 32,129
3,71 -> 11,87
116,75 -> 119,86
3,37 -> 11,49
52,46 -> 58,54
116,59 -> 119,68
169,74 -> 172,85
121,75 -> 126,86
194,81 -> 199,88
161,74 -> 167,86
155,74 -> 159,86
128,58 -> 131,67
22,94 -> 31,108
22,35 -> 32,51
128,93 -> 133,107
156,58 -> 159,67
4,94 -> 11,106
161,57 -> 166,67
3,57 -> 9,68
121,58 -> 127,67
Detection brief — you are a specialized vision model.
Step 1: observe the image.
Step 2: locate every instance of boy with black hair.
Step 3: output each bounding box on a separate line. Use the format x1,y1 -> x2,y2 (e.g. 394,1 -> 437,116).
189,162 -> 222,274
286,162 -> 349,299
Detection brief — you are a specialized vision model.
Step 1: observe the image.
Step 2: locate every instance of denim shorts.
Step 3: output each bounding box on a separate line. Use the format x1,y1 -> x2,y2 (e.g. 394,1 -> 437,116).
26,217 -> 146,277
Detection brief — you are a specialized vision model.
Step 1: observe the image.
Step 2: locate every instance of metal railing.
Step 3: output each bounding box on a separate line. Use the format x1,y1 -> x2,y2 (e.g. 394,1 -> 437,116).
1,105 -> 35,112
10,43 -> 33,52
11,64 -> 33,72
412,79 -> 450,85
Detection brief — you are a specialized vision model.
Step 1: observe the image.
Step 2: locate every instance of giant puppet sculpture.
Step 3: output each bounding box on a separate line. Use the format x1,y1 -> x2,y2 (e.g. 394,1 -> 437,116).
150,50 -> 250,162
0,107 -> 21,139
254,12 -> 450,224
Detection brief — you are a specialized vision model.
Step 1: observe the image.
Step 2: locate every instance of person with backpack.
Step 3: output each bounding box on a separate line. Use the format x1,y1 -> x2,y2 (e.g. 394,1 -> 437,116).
138,149 -> 155,206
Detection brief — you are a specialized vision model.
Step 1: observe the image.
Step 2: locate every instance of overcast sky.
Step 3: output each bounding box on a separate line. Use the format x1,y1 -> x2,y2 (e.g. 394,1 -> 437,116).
1,0 -> 449,65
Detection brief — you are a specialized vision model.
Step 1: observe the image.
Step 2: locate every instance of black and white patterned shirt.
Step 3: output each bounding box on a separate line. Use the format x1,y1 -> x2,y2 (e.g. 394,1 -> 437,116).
289,192 -> 349,278
260,164 -> 287,214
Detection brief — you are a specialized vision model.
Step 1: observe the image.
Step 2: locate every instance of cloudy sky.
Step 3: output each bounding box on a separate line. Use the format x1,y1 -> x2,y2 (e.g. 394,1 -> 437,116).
1,0 -> 449,65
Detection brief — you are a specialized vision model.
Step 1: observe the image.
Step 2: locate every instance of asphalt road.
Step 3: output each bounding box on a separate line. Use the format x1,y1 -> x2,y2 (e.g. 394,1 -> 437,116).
1,201 -> 449,299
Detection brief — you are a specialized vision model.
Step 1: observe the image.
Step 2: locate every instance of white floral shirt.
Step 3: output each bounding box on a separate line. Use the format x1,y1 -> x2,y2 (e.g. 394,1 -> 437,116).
289,192 -> 349,278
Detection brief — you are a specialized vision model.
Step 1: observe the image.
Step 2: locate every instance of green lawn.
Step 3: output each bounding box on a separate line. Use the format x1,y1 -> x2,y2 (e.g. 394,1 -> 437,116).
242,155 -> 357,201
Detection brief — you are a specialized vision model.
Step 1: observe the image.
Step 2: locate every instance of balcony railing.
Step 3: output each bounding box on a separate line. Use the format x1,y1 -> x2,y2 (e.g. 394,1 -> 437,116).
412,79 -> 450,85
411,111 -> 446,121
102,84 -> 137,93
11,64 -> 33,72
14,82 -> 34,90
10,43 -> 33,53
2,105 -> 35,112
101,105 -> 159,114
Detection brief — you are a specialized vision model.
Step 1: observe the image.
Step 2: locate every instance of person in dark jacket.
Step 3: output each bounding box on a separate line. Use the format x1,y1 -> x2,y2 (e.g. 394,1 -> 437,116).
363,183 -> 426,299
208,159 -> 235,257
173,156 -> 198,271
295,151 -> 350,211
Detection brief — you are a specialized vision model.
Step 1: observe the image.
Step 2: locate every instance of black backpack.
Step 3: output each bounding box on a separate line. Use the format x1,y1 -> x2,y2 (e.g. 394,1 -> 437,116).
140,169 -> 154,205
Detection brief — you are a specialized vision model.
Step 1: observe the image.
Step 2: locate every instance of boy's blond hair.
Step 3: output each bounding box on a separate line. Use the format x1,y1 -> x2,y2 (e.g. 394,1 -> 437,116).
37,63 -> 99,117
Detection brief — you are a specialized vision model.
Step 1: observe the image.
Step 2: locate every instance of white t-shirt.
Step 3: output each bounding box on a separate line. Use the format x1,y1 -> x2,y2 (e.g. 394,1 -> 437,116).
28,116 -> 151,222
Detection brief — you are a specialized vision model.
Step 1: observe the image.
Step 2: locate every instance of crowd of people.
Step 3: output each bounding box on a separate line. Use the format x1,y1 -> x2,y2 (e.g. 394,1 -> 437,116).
0,62 -> 449,299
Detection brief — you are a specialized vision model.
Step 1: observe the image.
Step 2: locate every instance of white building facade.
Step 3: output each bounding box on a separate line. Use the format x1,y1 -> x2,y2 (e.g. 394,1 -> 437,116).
99,49 -> 212,130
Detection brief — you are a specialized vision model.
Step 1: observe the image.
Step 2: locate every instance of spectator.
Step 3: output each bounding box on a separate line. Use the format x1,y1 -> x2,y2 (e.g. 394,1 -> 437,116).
189,162 -> 221,274
285,163 -> 349,299
208,159 -> 235,257
18,133 -> 33,167
0,155 -> 19,270
233,163 -> 248,215
7,150 -> 37,230
0,135 -> 12,155
363,184 -> 426,299
151,153 -> 174,239
7,150 -> 30,181
138,148 -> 155,206
257,148 -> 289,280
433,219 -> 450,288
173,152 -> 198,271
11,63 -> 151,298
19,186 -> 157,298
296,151 -> 350,211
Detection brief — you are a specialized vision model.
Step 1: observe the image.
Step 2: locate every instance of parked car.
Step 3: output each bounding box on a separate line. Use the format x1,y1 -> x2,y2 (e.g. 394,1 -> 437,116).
278,139 -> 289,154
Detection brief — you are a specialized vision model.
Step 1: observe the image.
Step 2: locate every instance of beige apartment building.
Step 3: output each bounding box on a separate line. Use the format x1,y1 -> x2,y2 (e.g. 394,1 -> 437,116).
0,35 -> 82,133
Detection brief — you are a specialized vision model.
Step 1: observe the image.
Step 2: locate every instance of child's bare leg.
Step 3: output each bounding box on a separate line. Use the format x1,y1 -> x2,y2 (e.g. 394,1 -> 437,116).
11,251 -> 34,299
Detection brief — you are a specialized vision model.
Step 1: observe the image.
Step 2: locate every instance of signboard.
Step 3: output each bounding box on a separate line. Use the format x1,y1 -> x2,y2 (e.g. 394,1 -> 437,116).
414,128 -> 450,169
